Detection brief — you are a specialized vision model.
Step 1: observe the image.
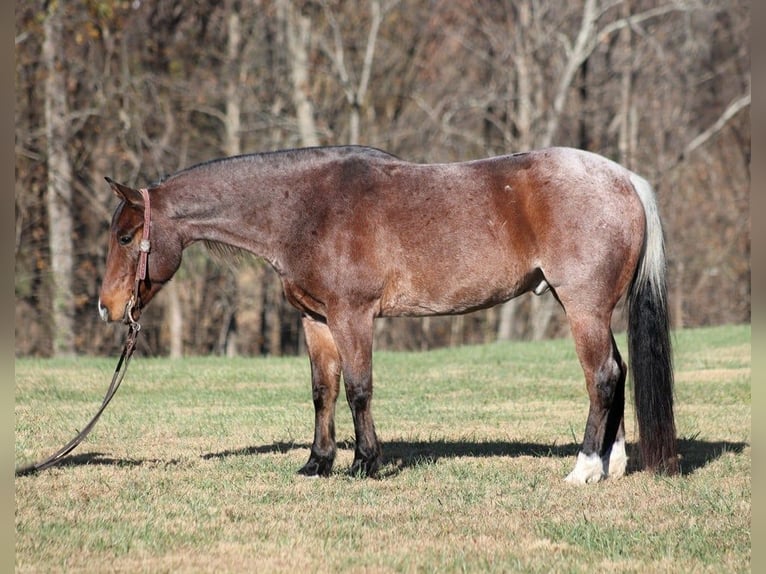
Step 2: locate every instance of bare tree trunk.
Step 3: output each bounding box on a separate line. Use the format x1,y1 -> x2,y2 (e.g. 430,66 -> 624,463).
449,315 -> 464,347
43,1 -> 75,356
167,280 -> 183,358
225,8 -> 243,158
236,265 -> 264,355
617,0 -> 634,167
419,316 -> 431,351
156,129 -> 194,359
322,0 -> 386,144
541,0 -> 597,148
281,0 -> 320,147
265,271 -> 283,356
222,4 -> 244,357
207,269 -> 239,358
529,295 -> 558,341
164,135 -> 191,358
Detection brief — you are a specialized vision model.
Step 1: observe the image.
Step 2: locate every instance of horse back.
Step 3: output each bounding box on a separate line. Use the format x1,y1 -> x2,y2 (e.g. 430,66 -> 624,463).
282,147 -> 644,318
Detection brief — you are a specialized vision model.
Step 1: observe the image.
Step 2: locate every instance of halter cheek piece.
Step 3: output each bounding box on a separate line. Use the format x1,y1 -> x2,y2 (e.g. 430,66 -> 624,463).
125,188 -> 151,326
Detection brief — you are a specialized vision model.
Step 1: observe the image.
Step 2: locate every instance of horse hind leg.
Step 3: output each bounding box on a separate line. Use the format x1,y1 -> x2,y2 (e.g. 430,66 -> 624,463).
564,312 -> 628,485
298,314 -> 342,477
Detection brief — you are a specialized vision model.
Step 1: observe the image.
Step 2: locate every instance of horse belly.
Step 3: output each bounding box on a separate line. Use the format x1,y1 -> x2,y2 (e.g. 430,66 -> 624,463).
376,198 -> 539,317
378,258 -> 536,317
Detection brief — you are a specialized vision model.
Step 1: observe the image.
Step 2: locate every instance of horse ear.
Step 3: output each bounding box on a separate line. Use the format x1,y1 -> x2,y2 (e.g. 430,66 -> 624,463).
105,177 -> 144,208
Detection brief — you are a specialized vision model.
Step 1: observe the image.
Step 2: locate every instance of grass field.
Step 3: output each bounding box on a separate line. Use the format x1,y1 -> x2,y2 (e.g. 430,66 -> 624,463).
15,324 -> 750,572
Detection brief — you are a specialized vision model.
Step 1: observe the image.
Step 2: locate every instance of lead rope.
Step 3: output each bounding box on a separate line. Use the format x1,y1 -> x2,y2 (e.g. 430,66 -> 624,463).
15,188 -> 151,477
14,323 -> 141,476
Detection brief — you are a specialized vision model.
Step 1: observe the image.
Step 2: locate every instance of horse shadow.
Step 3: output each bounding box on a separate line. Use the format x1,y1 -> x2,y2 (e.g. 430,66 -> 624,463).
201,436 -> 748,478
20,437 -> 746,477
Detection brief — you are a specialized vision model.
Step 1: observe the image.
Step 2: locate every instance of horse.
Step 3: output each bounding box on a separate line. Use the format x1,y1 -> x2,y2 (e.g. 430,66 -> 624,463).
98,145 -> 678,484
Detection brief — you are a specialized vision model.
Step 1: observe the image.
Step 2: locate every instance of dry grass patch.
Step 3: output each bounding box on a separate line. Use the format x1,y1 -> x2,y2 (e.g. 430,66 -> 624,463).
16,325 -> 750,572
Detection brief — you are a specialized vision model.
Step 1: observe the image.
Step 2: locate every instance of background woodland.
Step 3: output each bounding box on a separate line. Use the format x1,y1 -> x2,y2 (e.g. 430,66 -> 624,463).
15,0 -> 750,357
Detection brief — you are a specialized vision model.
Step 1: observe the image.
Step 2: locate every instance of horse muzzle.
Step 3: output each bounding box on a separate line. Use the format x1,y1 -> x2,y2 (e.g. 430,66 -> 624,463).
97,297 -> 138,323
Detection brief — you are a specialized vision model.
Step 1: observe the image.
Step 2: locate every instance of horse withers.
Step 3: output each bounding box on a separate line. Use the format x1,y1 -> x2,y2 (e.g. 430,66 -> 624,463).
98,146 -> 678,484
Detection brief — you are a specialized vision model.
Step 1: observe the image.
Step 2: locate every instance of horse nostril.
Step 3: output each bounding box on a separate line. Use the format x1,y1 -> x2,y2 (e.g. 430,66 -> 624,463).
98,299 -> 109,322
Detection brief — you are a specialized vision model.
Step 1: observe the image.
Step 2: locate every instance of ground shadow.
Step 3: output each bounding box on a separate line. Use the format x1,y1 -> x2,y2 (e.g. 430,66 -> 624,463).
201,442 -> 310,461
675,437 -> 749,475
17,436 -> 747,477
379,439 -> 580,476
57,452 -> 147,468
201,436 -> 748,478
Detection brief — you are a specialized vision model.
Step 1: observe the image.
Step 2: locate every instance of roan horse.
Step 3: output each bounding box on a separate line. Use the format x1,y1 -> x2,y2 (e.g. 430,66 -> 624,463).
98,145 -> 678,484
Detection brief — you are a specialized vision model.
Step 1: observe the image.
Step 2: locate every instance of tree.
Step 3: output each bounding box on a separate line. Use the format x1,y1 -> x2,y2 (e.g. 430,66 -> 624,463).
280,0 -> 321,147
14,0 -> 750,357
43,0 -> 75,356
318,0 -> 395,144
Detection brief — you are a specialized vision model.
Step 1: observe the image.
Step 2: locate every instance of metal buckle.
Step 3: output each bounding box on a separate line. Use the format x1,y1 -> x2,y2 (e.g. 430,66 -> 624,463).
139,239 -> 151,253
124,295 -> 141,327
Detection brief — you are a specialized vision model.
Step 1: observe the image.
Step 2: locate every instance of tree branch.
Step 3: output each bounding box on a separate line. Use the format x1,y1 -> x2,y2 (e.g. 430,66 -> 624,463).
357,0 -> 383,105
543,1 -> 698,147
683,91 -> 750,158
542,0 -> 597,147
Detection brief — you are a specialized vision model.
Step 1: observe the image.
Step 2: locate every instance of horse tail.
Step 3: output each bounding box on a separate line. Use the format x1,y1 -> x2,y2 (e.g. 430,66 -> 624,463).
626,172 -> 679,475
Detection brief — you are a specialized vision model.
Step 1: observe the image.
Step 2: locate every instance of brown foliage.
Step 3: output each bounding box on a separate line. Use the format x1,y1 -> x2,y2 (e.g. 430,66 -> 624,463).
15,0 -> 750,356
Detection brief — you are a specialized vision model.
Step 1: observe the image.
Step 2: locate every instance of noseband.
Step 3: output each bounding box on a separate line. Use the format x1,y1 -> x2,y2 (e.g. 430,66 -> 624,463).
125,188 -> 151,325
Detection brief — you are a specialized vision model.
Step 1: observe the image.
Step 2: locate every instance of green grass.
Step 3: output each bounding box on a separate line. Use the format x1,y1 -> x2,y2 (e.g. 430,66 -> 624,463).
15,325 -> 750,572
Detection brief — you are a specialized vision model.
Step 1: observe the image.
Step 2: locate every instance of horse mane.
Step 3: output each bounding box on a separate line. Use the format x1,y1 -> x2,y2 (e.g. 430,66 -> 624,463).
159,145 -> 400,185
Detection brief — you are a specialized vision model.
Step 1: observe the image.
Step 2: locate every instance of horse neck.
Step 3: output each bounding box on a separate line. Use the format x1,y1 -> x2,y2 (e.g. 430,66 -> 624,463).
159,161 -> 301,262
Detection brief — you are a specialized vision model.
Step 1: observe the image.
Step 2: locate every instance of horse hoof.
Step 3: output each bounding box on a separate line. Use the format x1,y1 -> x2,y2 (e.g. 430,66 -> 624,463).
298,457 -> 333,477
349,457 -> 380,478
564,451 -> 605,485
605,438 -> 628,479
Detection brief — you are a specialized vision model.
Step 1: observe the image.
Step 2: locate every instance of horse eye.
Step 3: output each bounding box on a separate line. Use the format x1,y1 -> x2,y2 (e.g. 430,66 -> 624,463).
118,234 -> 133,246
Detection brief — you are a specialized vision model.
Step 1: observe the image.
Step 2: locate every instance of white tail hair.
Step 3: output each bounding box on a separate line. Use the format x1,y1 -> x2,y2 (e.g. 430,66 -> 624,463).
629,172 -> 666,304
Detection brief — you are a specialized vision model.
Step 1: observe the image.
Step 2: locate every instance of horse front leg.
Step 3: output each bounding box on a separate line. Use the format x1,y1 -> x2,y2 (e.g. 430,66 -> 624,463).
298,314 -> 341,477
328,306 -> 382,477
565,314 -> 627,485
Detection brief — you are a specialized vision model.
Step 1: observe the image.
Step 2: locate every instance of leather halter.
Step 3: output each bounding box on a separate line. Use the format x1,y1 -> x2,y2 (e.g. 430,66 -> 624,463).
125,188 -> 151,325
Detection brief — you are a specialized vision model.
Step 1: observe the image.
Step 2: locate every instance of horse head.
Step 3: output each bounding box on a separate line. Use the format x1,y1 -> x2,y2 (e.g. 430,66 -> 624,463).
98,178 -> 183,324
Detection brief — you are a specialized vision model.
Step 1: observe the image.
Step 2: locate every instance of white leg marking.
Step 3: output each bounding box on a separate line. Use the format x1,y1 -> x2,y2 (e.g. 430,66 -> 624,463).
604,437 -> 628,479
564,452 -> 605,485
